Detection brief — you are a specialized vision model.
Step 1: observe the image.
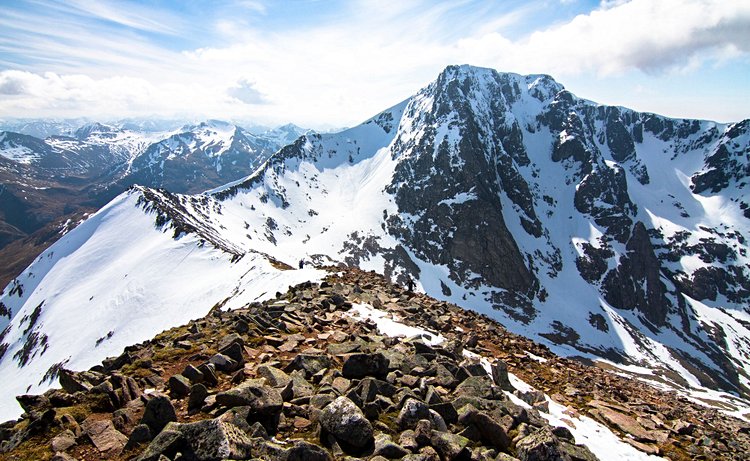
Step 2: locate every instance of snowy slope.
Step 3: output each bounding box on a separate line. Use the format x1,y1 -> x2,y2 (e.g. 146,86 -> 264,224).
1,65 -> 749,422
0,188 -> 324,420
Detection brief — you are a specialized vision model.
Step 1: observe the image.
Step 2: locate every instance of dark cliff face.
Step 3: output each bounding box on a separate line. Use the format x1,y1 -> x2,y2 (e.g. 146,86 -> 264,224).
602,222 -> 670,326
384,66 -> 537,304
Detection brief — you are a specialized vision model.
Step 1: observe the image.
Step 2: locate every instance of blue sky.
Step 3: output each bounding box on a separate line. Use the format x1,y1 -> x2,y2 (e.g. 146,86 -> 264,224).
0,0 -> 748,128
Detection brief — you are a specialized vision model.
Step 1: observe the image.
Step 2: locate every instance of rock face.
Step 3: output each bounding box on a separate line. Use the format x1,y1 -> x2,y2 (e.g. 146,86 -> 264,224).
385,67 -> 538,305
602,222 -> 670,326
2,268 -> 749,461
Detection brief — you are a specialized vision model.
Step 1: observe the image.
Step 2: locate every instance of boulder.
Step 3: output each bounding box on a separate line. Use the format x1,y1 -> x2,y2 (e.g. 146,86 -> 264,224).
167,374 -> 191,399
208,353 -> 239,373
397,398 -> 431,430
179,418 -> 254,460
373,433 -> 410,459
187,383 -> 209,413
515,428 -> 566,461
58,369 -> 91,394
285,439 -> 333,461
285,354 -> 331,377
182,364 -> 205,384
50,429 -> 77,452
197,363 -> 219,386
342,352 -> 390,379
319,396 -> 374,449
430,431 -> 471,461
454,376 -> 502,400
139,394 -> 177,435
215,381 -> 283,415
257,365 -> 293,388
491,360 -> 515,392
81,417 -> 127,458
457,405 -> 510,451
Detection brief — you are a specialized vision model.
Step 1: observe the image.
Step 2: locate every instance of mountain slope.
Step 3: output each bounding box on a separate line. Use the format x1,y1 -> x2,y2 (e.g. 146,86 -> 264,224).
1,65 -> 749,424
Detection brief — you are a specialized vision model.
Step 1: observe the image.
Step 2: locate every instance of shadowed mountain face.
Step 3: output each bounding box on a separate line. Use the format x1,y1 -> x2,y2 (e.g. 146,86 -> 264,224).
0,65 -> 749,423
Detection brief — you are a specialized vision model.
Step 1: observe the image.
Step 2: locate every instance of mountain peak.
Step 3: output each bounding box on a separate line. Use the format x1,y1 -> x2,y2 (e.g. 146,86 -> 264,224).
74,122 -> 120,139
434,64 -> 565,104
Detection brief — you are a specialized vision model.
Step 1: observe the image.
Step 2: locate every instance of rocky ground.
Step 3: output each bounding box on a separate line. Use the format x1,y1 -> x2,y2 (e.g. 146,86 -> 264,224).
0,266 -> 748,460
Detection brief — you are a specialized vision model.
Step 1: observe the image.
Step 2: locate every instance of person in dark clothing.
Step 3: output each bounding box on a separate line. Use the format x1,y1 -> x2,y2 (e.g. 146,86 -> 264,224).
406,276 -> 415,292
298,259 -> 304,269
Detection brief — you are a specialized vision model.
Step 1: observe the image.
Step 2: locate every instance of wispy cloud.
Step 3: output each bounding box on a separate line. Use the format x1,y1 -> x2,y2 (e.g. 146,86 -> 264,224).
0,0 -> 748,125
227,79 -> 268,104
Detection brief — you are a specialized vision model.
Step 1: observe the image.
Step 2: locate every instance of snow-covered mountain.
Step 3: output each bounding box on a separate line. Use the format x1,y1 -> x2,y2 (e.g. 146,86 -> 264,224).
260,123 -> 310,147
113,120 -> 280,194
1,65 -> 749,423
0,119 -> 84,139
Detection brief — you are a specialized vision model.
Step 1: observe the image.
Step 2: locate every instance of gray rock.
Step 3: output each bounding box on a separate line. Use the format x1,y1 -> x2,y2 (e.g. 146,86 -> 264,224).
209,353 -> 239,373
58,369 -> 91,394
258,365 -> 293,388
561,441 -> 599,461
81,417 -> 127,457
285,353 -> 331,378
182,364 -> 204,384
342,352 -> 390,379
373,433 -> 409,458
491,360 -> 515,392
179,418 -> 254,460
455,376 -> 502,400
516,428 -> 567,461
286,439 -> 333,461
458,405 -> 510,451
319,396 -> 374,449
218,332 -> 245,351
430,430 -> 471,460
16,394 -> 50,414
398,429 -> 419,451
219,341 -> 245,364
50,429 -> 76,452
139,394 -> 177,435
136,422 -> 184,461
215,381 -> 283,415
197,363 -> 219,386
167,374 -> 191,399
126,423 -> 152,446
187,383 -> 209,413
397,398 -> 431,430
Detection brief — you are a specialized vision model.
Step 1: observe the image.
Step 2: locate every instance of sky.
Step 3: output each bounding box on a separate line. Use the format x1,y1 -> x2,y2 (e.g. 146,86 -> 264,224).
0,0 -> 748,129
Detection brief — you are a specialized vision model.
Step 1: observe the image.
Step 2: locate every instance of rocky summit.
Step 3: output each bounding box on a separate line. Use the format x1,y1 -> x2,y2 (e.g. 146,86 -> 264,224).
1,267 -> 748,461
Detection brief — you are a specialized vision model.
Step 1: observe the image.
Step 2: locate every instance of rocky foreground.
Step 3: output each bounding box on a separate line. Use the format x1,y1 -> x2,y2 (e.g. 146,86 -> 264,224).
0,267 -> 748,460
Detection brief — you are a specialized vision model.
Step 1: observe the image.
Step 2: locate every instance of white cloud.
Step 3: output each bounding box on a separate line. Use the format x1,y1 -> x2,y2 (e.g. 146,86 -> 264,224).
0,0 -> 748,125
227,79 -> 268,104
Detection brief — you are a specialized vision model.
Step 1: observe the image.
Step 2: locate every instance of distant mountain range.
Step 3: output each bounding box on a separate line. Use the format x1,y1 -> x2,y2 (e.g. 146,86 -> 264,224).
0,120 -> 310,288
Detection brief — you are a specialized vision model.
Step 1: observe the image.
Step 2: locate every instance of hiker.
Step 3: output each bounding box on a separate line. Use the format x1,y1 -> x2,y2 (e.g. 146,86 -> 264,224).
299,259 -> 304,269
406,276 -> 415,292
